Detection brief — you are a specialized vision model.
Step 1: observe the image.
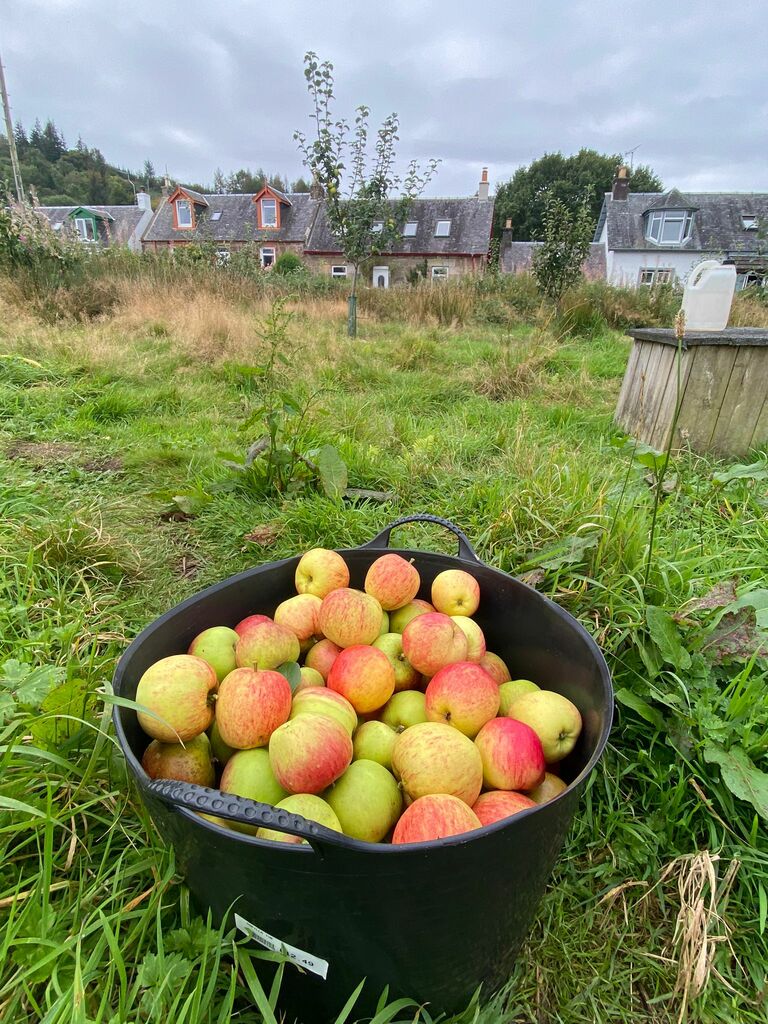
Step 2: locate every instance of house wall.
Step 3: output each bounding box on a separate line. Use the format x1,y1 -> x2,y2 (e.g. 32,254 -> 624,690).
607,250 -> 704,287
304,254 -> 484,283
144,239 -> 305,259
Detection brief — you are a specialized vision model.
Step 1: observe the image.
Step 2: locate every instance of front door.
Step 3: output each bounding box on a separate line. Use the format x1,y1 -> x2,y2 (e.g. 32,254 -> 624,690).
372,266 -> 389,288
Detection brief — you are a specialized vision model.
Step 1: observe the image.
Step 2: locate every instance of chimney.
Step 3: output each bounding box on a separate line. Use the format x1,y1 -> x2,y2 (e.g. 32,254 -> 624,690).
136,191 -> 152,211
478,166 -> 489,202
310,175 -> 325,200
612,165 -> 630,201
504,218 -> 512,231
161,174 -> 172,198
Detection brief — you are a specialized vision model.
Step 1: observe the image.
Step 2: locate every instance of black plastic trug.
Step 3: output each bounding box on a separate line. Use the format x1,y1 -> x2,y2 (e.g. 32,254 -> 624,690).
113,516 -> 613,1022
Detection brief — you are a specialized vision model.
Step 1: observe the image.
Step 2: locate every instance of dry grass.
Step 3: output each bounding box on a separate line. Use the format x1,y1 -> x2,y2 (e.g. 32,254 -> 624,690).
473,330 -> 560,400
730,293 -> 768,327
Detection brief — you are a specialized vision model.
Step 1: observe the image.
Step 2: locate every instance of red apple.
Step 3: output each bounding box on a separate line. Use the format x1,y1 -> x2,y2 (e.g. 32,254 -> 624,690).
372,632 -> 420,691
498,678 -> 540,716
508,690 -> 583,764
450,616 -> 486,662
215,668 -> 292,749
318,588 -> 383,649
141,733 -> 215,786
392,721 -> 483,805
295,666 -> 325,692
234,614 -> 271,638
327,645 -> 395,713
431,569 -> 480,617
290,686 -> 358,735
304,638 -> 341,680
528,772 -> 568,803
269,713 -> 353,794
364,553 -> 421,611
425,661 -> 500,738
478,651 -> 512,685
392,794 -> 481,845
472,790 -> 536,826
136,654 -> 217,742
235,620 -> 300,671
402,612 -> 468,677
187,626 -> 239,682
256,794 -> 342,844
474,717 -> 546,791
389,599 -> 436,633
295,548 -> 350,598
274,594 -> 323,651
380,689 -> 428,731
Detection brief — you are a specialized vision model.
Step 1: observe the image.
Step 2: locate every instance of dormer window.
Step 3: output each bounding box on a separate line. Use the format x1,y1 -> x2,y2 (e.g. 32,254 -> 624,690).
403,221 -> 418,237
176,200 -> 193,228
74,217 -> 96,241
742,215 -> 758,231
646,210 -> 693,245
260,198 -> 277,228
435,220 -> 451,237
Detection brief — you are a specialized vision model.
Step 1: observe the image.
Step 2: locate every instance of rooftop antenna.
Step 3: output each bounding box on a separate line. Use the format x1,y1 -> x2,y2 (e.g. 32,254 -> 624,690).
0,50 -> 24,201
624,145 -> 640,171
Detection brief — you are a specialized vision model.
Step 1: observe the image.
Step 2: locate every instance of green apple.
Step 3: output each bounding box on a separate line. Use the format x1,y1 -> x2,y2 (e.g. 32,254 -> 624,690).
256,794 -> 342,844
373,632 -> 420,691
209,719 -> 237,767
219,747 -> 288,836
295,666 -> 325,692
498,679 -> 540,716
326,760 -> 402,842
380,690 -> 428,731
389,599 -> 435,634
379,610 -> 390,636
187,626 -> 239,682
352,720 -> 397,769
508,690 -> 582,764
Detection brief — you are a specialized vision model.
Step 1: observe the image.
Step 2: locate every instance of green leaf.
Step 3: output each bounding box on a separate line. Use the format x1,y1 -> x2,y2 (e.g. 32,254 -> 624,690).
0,660 -> 64,708
645,605 -> 691,671
614,688 -> 665,730
316,444 -> 348,500
0,692 -> 17,726
31,677 -> 92,748
521,531 -> 600,571
703,743 -> 768,820
276,661 -> 302,692
712,459 -> 768,485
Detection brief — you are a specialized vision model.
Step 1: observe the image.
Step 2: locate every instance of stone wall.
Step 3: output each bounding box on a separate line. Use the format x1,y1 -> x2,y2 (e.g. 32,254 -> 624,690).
303,253 -> 485,284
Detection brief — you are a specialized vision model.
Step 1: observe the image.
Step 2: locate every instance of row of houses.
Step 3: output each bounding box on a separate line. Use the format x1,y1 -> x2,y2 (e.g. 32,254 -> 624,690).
36,166 -> 767,289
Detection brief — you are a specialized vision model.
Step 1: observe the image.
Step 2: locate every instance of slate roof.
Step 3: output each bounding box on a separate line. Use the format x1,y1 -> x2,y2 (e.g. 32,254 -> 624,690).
177,187 -> 209,207
143,192 -> 318,244
594,190 -> 768,253
305,197 -> 494,255
35,205 -> 149,246
501,241 -> 606,279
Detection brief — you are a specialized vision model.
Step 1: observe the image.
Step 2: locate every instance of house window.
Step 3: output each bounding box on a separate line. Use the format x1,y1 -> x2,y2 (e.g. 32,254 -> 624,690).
331,265 -> 348,277
403,221 -> 418,237
260,198 -> 277,227
742,215 -> 758,230
372,221 -> 384,233
431,266 -> 448,281
645,210 -> 693,245
260,247 -> 276,268
210,211 -> 223,222
74,217 -> 96,241
175,200 -> 193,228
435,220 -> 451,237
638,268 -> 674,286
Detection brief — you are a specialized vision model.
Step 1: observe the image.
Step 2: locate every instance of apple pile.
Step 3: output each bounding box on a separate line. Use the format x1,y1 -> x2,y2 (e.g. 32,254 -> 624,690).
135,548 -> 583,846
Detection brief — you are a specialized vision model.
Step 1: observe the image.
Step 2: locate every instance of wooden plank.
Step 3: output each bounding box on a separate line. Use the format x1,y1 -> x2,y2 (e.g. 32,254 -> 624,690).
614,340 -> 644,428
749,390 -> 768,452
648,345 -> 696,451
616,340 -> 655,436
675,346 -> 739,452
634,343 -> 677,448
711,347 -> 768,456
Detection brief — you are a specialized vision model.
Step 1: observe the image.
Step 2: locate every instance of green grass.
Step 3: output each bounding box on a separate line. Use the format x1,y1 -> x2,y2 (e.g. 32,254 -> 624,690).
1,286 -> 767,1024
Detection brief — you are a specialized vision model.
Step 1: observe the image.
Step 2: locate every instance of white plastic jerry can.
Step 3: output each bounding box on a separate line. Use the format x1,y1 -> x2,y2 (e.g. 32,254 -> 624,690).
680,260 -> 737,331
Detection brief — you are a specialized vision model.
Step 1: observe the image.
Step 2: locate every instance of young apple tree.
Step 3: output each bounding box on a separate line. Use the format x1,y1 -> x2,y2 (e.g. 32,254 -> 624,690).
531,191 -> 594,304
295,52 -> 439,336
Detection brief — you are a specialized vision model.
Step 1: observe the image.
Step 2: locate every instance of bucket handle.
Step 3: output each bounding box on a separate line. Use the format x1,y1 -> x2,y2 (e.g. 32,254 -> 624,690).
145,778 -> 352,854
361,514 -> 481,563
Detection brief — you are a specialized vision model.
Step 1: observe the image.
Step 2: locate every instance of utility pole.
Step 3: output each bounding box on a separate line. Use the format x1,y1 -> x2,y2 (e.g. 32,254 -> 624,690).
0,50 -> 24,201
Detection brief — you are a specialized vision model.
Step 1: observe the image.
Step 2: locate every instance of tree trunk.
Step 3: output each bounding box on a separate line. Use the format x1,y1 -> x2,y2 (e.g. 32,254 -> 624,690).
348,265 -> 359,337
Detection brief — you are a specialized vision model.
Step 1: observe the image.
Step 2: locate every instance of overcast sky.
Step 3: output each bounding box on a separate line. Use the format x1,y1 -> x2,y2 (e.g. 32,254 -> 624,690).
2,0 -> 767,195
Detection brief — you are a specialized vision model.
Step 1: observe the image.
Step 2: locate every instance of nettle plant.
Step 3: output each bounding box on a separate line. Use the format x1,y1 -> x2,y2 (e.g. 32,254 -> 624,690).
295,51 -> 439,336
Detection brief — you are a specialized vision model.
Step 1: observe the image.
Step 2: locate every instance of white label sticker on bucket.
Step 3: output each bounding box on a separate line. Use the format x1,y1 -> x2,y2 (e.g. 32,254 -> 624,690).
234,913 -> 329,980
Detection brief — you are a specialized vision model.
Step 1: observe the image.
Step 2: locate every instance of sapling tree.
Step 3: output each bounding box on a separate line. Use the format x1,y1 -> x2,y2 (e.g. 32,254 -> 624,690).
295,51 -> 439,336
531,191 -> 594,303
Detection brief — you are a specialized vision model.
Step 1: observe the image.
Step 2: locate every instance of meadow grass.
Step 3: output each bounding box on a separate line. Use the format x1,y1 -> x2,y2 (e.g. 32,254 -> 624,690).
1,276 -> 767,1023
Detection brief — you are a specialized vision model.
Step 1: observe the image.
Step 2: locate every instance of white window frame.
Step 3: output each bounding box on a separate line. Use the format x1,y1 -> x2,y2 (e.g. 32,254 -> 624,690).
742,215 -> 758,230
435,220 -> 451,237
372,221 -> 384,233
638,267 -> 674,287
645,210 -> 692,245
403,221 -> 418,237
74,217 -> 96,241
260,246 -> 276,268
175,199 -> 193,228
260,198 -> 277,227
210,211 -> 223,222
331,265 -> 348,278
431,266 -> 448,281
216,248 -> 230,266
